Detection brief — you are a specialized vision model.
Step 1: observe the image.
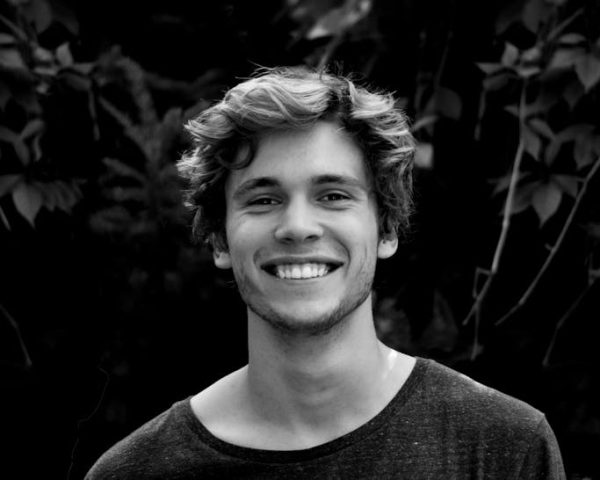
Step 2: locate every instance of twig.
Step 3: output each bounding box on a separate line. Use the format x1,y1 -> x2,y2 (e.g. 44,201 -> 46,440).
0,302 -> 32,369
463,81 -> 527,326
0,205 -> 11,230
0,13 -> 27,41
496,157 -> 600,325
470,308 -> 481,361
474,89 -> 487,141
434,30 -> 453,90
67,365 -> 110,479
542,278 -> 596,367
546,7 -> 584,42
318,33 -> 345,70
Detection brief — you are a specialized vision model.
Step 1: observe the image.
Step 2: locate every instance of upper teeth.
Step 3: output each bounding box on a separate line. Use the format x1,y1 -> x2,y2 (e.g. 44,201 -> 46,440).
274,263 -> 329,279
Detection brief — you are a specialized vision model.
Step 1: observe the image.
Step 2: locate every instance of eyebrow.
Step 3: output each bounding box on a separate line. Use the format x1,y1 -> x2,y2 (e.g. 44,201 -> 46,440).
231,174 -> 368,201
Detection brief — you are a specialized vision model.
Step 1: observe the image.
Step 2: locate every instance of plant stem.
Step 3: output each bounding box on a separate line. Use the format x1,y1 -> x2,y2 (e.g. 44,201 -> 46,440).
546,7 -> 584,42
542,278 -> 596,367
496,156 -> 600,325
463,81 -> 527,326
0,302 -> 32,369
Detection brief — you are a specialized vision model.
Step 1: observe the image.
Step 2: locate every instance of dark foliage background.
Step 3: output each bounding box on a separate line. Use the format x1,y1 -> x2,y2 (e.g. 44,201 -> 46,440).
1,0 -> 599,478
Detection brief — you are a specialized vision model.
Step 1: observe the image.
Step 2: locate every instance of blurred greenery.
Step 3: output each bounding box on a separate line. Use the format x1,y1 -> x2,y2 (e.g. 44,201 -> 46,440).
1,0 -> 599,478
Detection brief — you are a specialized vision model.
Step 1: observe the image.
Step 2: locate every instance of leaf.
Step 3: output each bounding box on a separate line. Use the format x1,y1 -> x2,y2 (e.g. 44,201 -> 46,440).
501,43 -> 519,67
0,48 -> 26,70
88,206 -> 132,234
521,46 -> 541,64
37,181 -> 60,211
24,0 -> 53,33
556,124 -> 595,142
584,223 -> 600,239
50,0 -> 79,34
522,0 -> 551,33
476,63 -> 504,75
547,125 -> 596,167
574,135 -> 597,169
0,126 -> 30,165
415,143 -> 434,169
495,1 -> 522,34
71,62 -> 94,75
55,43 -> 73,67
411,114 -> 438,133
523,127 -> 542,160
528,119 -> 553,139
20,118 -> 44,140
548,48 -> 585,70
575,54 -> 600,91
563,79 -> 585,109
551,174 -> 579,198
12,183 -> 42,226
305,0 -> 371,39
105,186 -> 147,203
511,180 -> 539,215
103,158 -> 146,183
0,33 -> 16,46
559,33 -> 586,45
504,104 -> 519,117
516,66 -> 541,78
483,72 -> 513,91
545,139 -> 562,165
0,174 -> 23,196
532,182 -> 562,225
60,70 -> 91,91
491,171 -> 532,196
53,181 -> 81,212
435,87 -> 462,120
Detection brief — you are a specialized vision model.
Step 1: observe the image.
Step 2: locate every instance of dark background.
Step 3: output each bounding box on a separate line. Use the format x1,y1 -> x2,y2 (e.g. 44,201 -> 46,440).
1,0 -> 599,478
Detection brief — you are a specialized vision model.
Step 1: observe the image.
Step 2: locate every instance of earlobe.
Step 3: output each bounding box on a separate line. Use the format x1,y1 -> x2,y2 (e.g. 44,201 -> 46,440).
377,236 -> 398,259
213,250 -> 232,269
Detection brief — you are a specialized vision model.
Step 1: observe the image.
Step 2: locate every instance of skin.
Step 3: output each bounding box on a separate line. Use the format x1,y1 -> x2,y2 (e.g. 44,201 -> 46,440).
191,121 -> 415,450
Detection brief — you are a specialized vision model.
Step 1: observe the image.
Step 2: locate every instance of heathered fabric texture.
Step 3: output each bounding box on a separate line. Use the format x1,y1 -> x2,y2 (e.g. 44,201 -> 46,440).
86,358 -> 565,479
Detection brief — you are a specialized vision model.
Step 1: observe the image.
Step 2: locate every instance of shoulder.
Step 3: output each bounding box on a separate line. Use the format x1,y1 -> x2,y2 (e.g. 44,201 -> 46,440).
85,398 -> 193,480
416,358 -> 545,437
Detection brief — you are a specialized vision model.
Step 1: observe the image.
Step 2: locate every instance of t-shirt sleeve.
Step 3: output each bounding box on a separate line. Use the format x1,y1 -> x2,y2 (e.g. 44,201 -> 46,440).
515,416 -> 566,480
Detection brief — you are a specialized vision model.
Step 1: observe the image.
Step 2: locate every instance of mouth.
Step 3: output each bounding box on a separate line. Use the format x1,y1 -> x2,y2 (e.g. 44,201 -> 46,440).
262,262 -> 342,280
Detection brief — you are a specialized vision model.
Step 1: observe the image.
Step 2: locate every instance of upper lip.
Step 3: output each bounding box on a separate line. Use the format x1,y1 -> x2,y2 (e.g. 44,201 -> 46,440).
260,256 -> 344,269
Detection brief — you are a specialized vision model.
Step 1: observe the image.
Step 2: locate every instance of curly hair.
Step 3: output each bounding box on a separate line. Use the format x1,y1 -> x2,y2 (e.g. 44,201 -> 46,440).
177,66 -> 415,251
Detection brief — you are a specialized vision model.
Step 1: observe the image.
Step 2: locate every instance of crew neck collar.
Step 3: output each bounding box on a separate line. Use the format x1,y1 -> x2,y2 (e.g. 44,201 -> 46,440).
183,357 -> 430,464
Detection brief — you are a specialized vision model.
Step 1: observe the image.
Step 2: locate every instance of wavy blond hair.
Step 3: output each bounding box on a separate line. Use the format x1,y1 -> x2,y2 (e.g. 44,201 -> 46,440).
177,66 -> 415,250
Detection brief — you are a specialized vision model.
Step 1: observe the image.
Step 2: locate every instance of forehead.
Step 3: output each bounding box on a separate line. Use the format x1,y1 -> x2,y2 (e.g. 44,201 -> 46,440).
226,121 -> 370,193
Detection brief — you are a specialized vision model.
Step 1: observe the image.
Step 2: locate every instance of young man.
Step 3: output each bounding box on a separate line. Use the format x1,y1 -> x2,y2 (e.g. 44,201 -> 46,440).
86,67 -> 565,479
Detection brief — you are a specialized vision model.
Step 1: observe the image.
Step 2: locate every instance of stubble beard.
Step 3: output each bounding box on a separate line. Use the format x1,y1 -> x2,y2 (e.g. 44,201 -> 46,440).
234,265 -> 375,337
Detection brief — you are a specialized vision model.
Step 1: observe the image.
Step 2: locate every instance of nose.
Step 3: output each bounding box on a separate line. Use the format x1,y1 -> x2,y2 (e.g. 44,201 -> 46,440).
273,198 -> 323,244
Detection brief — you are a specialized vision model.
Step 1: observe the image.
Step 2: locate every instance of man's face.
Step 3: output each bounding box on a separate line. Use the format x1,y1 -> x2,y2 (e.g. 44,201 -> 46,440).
215,121 -> 398,335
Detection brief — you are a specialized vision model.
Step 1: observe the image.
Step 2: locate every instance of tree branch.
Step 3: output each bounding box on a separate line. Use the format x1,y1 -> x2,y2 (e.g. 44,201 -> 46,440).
463,81 -> 527,326
496,156 -> 600,325
542,278 -> 596,367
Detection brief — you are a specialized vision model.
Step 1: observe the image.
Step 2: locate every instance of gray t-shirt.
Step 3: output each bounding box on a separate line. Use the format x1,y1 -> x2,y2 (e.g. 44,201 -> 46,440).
85,357 -> 566,479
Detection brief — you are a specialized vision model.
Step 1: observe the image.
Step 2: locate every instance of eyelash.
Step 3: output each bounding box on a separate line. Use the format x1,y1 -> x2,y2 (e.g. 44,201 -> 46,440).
321,192 -> 351,202
246,192 -> 352,209
248,197 -> 279,206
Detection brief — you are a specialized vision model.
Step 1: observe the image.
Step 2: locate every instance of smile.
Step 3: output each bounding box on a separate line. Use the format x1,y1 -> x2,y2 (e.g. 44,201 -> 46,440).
263,262 -> 341,280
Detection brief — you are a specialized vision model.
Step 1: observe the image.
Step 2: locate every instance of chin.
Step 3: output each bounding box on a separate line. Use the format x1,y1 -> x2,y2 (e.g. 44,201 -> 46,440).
248,297 -> 361,337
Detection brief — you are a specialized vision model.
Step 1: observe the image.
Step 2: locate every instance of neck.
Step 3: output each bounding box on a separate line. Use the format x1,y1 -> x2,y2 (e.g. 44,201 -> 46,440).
244,295 -> 406,439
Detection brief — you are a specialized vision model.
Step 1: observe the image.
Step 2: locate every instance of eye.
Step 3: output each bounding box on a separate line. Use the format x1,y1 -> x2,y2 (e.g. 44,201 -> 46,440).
248,197 -> 279,206
320,192 -> 351,202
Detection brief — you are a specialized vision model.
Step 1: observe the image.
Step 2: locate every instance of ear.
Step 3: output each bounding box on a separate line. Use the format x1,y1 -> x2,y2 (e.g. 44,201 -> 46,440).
213,250 -> 232,269
377,235 -> 398,259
